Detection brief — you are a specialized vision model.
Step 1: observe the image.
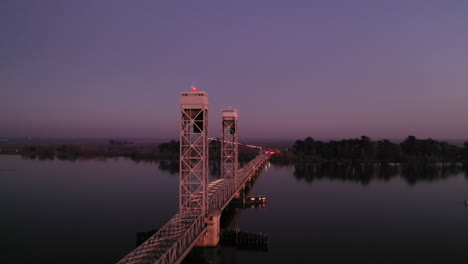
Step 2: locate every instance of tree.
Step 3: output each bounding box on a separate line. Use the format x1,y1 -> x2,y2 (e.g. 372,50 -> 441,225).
463,141 -> 468,161
292,140 -> 306,156
377,140 -> 400,163
401,136 -> 418,157
159,140 -> 179,153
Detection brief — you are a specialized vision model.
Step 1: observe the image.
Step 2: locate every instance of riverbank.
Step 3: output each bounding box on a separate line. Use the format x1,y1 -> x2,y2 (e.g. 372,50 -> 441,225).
0,138 -> 259,162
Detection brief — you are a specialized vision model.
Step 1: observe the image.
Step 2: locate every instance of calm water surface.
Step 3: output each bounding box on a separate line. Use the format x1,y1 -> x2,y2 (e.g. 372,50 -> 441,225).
1,155 -> 467,263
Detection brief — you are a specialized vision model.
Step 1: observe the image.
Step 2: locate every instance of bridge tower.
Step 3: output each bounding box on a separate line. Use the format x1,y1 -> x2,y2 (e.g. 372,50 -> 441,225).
180,87 -> 208,217
221,108 -> 238,184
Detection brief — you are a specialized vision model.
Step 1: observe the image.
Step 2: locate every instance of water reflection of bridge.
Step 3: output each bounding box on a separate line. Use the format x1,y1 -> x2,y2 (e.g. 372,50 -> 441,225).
117,88 -> 269,264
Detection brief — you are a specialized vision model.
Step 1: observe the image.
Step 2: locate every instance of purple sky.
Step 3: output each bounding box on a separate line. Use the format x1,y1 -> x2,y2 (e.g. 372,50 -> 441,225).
2,0 -> 468,140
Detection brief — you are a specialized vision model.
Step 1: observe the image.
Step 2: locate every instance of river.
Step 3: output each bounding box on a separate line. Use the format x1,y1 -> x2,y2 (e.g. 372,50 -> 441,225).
1,155 -> 467,263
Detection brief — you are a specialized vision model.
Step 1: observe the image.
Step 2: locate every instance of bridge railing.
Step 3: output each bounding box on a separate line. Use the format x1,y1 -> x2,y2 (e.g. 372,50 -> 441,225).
208,154 -> 268,213
118,154 -> 269,264
156,213 -> 205,264
237,154 -> 267,184
117,211 -> 206,264
208,179 -> 236,213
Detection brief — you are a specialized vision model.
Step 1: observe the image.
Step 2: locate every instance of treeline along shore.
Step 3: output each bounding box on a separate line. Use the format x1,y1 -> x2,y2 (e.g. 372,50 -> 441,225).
271,136 -> 468,164
270,136 -> 468,184
0,139 -> 258,163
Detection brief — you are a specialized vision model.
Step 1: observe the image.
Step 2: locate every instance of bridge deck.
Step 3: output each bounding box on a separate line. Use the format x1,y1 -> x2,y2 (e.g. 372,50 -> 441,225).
117,154 -> 268,264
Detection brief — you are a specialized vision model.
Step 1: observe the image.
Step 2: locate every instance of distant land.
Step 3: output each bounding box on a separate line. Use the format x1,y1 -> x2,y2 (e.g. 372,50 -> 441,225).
0,137 -> 258,162
0,136 -> 466,159
2,136 -> 467,184
0,137 -> 466,148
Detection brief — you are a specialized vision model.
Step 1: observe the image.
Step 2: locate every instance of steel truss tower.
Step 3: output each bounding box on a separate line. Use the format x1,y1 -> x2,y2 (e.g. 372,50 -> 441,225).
221,108 -> 238,183
180,88 -> 208,216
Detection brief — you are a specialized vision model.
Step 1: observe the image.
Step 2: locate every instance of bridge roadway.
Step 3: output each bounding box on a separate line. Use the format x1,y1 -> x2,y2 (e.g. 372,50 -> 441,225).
117,154 -> 269,264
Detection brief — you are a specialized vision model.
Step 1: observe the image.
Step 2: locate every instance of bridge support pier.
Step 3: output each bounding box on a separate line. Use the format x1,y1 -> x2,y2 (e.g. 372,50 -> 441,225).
196,210 -> 222,247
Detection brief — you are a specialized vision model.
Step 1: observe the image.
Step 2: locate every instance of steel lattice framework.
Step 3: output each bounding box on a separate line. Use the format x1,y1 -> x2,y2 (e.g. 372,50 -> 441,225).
221,108 -> 238,182
116,88 -> 270,264
117,154 -> 269,264
179,89 -> 208,216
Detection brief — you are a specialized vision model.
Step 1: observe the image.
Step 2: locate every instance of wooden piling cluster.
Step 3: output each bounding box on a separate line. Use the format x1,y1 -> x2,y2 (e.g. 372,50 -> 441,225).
220,230 -> 268,251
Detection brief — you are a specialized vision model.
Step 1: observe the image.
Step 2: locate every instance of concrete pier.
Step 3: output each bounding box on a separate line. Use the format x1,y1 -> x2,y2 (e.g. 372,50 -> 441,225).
196,210 -> 222,247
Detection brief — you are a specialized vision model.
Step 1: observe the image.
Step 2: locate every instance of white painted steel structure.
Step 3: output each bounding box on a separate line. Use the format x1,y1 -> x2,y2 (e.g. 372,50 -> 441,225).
221,108 -> 238,181
116,89 -> 269,264
179,89 -> 208,216
117,154 -> 269,264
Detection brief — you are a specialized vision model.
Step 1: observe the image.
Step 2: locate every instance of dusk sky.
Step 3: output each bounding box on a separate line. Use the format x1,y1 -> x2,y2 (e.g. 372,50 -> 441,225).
2,0 -> 468,140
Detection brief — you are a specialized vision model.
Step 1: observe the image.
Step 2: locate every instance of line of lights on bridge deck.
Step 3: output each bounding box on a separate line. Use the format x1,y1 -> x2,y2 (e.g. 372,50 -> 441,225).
192,85 -> 274,154
208,137 -> 276,155
208,137 -> 262,149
